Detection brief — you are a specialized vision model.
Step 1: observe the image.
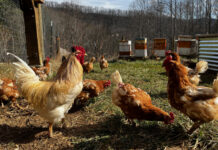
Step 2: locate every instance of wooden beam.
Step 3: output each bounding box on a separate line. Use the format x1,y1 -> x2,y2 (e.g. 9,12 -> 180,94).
20,0 -> 44,65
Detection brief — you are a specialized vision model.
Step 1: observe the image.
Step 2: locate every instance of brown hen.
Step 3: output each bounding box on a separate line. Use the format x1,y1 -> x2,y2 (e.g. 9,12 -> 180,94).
163,52 -> 218,134
99,55 -> 109,70
111,71 -> 174,125
73,79 -> 111,108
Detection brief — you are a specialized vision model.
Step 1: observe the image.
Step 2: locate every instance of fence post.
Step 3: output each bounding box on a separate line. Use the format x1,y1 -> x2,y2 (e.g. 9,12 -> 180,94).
56,36 -> 60,55
20,0 -> 45,65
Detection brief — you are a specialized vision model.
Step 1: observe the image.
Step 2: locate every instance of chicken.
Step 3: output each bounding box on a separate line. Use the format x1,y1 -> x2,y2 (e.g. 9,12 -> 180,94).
83,57 -> 96,73
99,55 -> 109,70
7,52 -> 83,137
31,57 -> 51,80
111,71 -> 174,125
73,79 -> 111,108
0,78 -> 19,108
164,51 -> 208,85
163,52 -> 218,134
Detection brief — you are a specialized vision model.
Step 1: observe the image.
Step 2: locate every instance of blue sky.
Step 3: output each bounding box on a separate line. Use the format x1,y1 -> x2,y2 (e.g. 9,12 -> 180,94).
45,0 -> 133,10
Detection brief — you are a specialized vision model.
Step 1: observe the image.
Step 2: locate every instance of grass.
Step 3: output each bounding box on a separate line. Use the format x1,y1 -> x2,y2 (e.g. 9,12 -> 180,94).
0,58 -> 217,149
77,59 -> 218,150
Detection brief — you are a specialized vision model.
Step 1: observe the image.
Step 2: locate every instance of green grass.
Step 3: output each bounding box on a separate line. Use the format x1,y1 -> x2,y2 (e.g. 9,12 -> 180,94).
75,59 -> 218,150
0,59 -> 217,149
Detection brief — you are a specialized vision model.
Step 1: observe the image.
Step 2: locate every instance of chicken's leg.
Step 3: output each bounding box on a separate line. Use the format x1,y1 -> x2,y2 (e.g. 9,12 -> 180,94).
48,122 -> 53,138
1,100 -> 4,108
187,121 -> 203,134
127,119 -> 136,127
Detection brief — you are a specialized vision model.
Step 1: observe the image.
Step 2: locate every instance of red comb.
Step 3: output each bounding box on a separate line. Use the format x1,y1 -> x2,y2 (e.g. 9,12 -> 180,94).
46,57 -> 50,61
165,50 -> 171,56
170,112 -> 174,119
104,80 -> 111,87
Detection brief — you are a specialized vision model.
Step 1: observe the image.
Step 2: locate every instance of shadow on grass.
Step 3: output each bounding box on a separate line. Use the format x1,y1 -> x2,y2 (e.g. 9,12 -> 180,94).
0,116 -> 188,149
150,91 -> 168,99
159,72 -> 167,76
200,70 -> 217,85
61,115 -> 188,150
0,125 -> 47,144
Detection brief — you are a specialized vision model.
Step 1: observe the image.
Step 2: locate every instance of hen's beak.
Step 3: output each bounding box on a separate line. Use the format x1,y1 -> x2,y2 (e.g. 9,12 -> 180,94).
85,53 -> 88,56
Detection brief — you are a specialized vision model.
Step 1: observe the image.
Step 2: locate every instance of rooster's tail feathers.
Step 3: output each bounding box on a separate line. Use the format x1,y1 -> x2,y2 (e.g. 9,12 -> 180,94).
195,61 -> 208,74
111,70 -> 123,85
7,52 -> 39,80
213,76 -> 218,94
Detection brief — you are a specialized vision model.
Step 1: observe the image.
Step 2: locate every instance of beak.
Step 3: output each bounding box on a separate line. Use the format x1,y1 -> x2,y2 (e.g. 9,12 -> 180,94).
85,53 -> 88,56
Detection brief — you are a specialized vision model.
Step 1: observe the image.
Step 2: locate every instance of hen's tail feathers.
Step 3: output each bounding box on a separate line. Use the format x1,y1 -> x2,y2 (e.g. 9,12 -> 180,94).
111,70 -> 123,85
7,52 -> 39,81
195,61 -> 208,74
213,76 -> 218,94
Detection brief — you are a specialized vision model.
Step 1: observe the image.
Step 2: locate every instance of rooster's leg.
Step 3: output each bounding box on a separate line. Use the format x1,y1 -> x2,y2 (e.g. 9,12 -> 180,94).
187,121 -> 203,134
48,122 -> 53,138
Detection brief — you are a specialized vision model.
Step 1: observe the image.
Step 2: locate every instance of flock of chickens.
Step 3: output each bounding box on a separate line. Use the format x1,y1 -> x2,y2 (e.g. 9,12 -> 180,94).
0,48 -> 217,139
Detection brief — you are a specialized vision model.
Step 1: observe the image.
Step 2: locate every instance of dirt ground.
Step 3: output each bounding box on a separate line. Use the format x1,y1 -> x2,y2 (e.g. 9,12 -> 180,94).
0,99 -> 98,150
0,99 -> 191,150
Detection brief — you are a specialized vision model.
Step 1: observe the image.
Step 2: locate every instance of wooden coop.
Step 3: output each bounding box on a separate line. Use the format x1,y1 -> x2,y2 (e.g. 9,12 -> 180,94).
197,34 -> 218,71
175,35 -> 197,56
152,38 -> 167,57
119,40 -> 132,58
21,0 -> 45,65
134,38 -> 147,58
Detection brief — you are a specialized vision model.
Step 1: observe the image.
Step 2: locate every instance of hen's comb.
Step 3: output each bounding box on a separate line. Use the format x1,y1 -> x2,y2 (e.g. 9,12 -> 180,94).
46,57 -> 50,61
165,50 -> 171,56
169,112 -> 175,119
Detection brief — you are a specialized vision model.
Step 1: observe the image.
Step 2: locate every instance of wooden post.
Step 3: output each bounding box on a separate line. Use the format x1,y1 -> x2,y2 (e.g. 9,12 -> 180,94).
56,36 -> 60,55
20,0 -> 44,65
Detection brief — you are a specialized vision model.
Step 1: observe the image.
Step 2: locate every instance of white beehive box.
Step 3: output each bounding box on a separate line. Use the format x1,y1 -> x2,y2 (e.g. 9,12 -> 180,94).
176,35 -> 197,56
134,38 -> 147,57
119,40 -> 132,58
153,38 -> 167,57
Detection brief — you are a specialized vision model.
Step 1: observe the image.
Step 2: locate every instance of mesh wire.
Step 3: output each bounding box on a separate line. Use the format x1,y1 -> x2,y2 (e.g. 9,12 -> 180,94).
0,0 -> 26,62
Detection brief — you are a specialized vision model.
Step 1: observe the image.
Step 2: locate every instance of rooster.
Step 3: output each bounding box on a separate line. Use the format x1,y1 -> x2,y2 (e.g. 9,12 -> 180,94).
163,52 -> 218,134
7,52 -> 83,138
0,78 -> 19,108
99,55 -> 108,70
164,51 -> 208,85
73,79 -> 111,109
83,57 -> 96,73
31,57 -> 51,80
111,71 -> 174,125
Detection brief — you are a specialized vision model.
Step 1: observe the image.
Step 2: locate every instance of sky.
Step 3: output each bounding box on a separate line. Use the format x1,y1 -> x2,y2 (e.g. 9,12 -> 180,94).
45,0 -> 133,10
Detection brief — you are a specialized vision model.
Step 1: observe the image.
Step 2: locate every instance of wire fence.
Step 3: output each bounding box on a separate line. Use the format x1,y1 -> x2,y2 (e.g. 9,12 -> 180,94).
42,5 -> 59,58
0,0 -> 27,62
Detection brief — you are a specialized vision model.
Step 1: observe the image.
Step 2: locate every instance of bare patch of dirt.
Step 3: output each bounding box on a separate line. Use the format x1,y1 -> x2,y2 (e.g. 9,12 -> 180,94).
0,99 -> 93,150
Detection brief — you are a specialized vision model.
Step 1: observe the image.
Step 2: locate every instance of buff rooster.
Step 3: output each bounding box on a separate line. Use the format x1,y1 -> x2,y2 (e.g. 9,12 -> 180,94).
163,52 -> 218,134
7,52 -> 83,138
111,71 -> 174,125
164,51 -> 208,85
